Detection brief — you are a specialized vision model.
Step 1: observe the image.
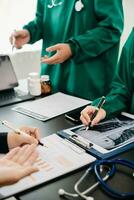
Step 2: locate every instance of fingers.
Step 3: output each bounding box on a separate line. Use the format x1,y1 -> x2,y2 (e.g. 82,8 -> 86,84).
8,132 -> 38,150
11,30 -> 23,38
41,43 -> 72,64
17,144 -> 38,165
46,44 -> 60,52
4,147 -> 21,160
23,151 -> 38,166
80,106 -> 96,126
8,145 -> 29,163
20,127 -> 40,140
14,144 -> 39,180
91,109 -> 106,125
9,29 -> 30,48
41,53 -> 61,64
80,106 -> 106,126
16,144 -> 38,166
20,133 -> 38,145
8,126 -> 40,149
9,144 -> 37,165
0,145 -> 38,185
41,44 -> 61,64
9,31 -> 22,48
32,128 -> 40,140
19,166 -> 39,179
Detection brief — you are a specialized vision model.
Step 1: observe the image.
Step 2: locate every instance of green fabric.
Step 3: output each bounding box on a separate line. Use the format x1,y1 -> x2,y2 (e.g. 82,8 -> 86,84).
93,28 -> 134,117
23,0 -> 124,100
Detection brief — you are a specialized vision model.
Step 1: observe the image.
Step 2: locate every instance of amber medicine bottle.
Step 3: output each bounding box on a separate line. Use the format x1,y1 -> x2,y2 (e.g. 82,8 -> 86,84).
40,75 -> 52,96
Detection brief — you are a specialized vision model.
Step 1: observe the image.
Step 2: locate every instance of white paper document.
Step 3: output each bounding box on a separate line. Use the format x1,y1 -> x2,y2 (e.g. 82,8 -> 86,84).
0,134 -> 96,198
12,92 -> 90,121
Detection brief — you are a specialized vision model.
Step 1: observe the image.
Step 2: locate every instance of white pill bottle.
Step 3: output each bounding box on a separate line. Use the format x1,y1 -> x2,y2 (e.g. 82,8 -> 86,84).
27,72 -> 41,96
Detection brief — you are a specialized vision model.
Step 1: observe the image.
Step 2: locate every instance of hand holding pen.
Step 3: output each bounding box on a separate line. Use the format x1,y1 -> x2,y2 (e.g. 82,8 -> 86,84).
80,96 -> 106,130
10,29 -> 30,52
0,120 -> 45,149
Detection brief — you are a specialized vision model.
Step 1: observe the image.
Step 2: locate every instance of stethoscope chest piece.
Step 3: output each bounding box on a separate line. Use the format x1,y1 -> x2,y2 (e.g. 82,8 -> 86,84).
75,0 -> 84,12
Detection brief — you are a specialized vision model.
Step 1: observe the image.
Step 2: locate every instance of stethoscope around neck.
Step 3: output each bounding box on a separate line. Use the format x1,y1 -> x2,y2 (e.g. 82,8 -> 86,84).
47,0 -> 84,12
58,159 -> 134,200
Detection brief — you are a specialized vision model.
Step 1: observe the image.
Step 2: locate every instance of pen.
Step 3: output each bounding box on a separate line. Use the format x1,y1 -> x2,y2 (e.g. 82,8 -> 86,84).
86,96 -> 105,131
12,30 -> 16,52
0,120 -> 45,147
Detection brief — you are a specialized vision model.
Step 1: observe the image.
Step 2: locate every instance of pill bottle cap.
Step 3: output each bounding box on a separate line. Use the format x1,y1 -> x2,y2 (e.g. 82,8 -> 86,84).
41,75 -> 50,82
28,72 -> 39,79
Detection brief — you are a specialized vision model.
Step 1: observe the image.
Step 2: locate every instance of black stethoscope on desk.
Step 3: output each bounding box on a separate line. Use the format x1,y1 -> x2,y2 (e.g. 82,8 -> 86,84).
58,159 -> 134,200
47,0 -> 84,12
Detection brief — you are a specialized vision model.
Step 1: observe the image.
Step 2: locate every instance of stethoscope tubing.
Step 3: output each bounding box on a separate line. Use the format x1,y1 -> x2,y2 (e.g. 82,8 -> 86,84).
94,159 -> 134,199
74,163 -> 115,199
59,159 -> 134,200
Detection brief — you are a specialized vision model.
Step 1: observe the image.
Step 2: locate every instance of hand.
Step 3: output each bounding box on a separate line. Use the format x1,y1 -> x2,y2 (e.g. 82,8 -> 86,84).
80,106 -> 106,126
9,29 -> 30,49
41,43 -> 72,64
0,144 -> 38,186
8,126 -> 40,150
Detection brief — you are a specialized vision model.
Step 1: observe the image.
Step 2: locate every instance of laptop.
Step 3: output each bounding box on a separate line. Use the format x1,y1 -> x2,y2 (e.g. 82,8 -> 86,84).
0,55 -> 34,107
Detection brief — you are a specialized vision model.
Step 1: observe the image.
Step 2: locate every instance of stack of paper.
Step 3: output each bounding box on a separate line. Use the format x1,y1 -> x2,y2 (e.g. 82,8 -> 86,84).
12,92 -> 90,121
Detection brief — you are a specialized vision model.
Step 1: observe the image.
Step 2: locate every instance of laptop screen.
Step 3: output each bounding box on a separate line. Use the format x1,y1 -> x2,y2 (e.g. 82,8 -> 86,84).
0,55 -> 18,91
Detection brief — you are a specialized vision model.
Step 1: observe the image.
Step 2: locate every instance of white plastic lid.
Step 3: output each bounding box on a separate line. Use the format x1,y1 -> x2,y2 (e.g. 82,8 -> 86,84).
41,75 -> 50,81
28,72 -> 39,79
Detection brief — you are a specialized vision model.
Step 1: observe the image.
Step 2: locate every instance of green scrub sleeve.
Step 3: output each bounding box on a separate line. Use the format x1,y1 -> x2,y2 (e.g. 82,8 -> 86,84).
0,132 -> 9,153
92,29 -> 134,119
67,42 -> 77,57
92,85 -> 130,119
67,0 -> 124,63
23,0 -> 44,44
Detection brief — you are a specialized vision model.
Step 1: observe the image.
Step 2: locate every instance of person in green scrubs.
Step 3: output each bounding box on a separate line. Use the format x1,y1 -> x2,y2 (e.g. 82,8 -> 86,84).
80,28 -> 134,126
10,0 -> 124,100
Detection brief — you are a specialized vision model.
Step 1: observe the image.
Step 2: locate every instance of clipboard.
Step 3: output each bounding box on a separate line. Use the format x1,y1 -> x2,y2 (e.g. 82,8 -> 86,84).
0,134 -> 96,199
12,92 -> 90,121
58,113 -> 134,159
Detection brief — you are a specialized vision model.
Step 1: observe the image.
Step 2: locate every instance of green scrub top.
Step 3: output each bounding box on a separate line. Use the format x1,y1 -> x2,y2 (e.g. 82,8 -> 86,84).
23,0 -> 124,100
93,28 -> 134,117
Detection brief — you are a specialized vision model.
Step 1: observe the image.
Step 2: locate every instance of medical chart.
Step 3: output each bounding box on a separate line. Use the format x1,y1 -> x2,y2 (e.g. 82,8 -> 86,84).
0,134 -> 96,198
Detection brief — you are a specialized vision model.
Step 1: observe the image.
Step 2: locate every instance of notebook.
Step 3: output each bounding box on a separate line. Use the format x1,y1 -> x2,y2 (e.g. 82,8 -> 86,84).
0,55 -> 34,107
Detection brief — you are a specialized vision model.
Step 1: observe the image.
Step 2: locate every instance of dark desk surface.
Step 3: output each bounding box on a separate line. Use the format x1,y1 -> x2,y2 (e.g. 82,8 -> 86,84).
0,104 -> 133,200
